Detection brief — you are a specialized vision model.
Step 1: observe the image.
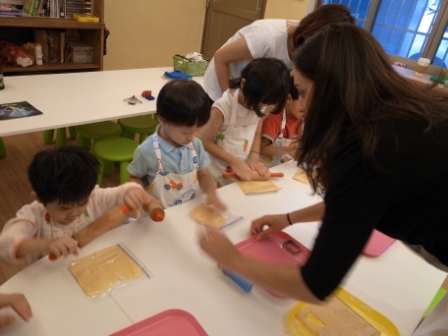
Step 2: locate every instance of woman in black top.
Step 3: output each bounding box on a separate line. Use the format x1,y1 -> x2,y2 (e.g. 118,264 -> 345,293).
199,24 -> 448,320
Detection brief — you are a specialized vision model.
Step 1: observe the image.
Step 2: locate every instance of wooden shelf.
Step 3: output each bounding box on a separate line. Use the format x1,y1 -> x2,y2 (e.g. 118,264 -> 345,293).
3,62 -> 101,74
0,17 -> 104,29
0,0 -> 104,75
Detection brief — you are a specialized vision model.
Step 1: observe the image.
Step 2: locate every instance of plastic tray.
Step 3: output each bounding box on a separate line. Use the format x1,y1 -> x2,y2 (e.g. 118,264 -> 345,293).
286,287 -> 400,335
236,231 -> 310,297
110,309 -> 208,336
363,230 -> 396,257
236,231 -> 310,266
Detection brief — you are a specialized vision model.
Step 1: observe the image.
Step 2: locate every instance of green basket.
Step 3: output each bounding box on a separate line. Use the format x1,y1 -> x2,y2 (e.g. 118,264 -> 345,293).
173,54 -> 210,77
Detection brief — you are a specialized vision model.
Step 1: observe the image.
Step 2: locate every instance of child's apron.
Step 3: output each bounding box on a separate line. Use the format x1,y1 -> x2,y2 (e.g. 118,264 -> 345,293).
147,134 -> 199,208
208,90 -> 258,187
260,110 -> 298,168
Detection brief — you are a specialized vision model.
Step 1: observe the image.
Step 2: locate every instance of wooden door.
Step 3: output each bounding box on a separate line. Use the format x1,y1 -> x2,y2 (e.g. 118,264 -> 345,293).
201,0 -> 266,60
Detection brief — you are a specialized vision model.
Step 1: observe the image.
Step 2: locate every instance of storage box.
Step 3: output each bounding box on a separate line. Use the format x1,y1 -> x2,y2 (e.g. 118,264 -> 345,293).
173,54 -> 210,77
66,41 -> 93,63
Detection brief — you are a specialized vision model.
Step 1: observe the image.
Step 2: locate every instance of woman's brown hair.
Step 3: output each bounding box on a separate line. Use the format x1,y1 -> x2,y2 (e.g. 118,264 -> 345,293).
293,4 -> 355,49
294,24 -> 448,193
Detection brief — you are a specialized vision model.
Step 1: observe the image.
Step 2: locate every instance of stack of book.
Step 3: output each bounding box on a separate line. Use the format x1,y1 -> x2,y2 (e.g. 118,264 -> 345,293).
21,0 -> 92,18
65,0 -> 91,18
0,2 -> 22,16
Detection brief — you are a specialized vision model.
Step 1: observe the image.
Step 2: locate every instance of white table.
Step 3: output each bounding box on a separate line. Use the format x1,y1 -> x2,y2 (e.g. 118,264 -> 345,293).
0,67 -> 204,137
0,162 -> 445,336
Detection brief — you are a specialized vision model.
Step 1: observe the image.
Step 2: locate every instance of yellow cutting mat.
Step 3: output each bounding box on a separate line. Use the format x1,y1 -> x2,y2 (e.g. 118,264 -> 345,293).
285,287 -> 399,336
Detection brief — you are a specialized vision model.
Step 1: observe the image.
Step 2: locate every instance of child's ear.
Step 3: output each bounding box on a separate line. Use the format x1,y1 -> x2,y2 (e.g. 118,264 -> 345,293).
157,116 -> 165,125
30,191 -> 42,203
240,78 -> 246,89
286,94 -> 293,103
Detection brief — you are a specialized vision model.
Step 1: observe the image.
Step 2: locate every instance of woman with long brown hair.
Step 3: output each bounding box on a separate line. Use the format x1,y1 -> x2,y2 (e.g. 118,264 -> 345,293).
199,24 -> 448,334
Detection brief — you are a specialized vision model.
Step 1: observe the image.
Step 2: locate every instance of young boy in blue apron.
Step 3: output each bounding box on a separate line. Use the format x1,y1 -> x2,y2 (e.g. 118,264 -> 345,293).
259,75 -> 304,167
128,80 -> 226,210
198,58 -> 291,187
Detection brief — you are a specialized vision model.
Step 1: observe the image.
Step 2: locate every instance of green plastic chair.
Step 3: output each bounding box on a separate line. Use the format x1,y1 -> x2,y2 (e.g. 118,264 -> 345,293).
0,137 -> 6,158
43,127 -> 77,146
76,121 -> 122,149
118,115 -> 158,144
92,136 -> 138,185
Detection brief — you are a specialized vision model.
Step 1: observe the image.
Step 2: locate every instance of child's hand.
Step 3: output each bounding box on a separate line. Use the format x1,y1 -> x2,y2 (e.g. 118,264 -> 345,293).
124,186 -> 148,212
0,293 -> 32,326
206,193 -> 227,213
229,159 -> 253,180
46,236 -> 78,259
247,160 -> 269,176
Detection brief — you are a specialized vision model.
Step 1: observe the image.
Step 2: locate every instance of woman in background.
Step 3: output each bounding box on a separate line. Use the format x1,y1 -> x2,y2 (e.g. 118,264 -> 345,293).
202,4 -> 355,102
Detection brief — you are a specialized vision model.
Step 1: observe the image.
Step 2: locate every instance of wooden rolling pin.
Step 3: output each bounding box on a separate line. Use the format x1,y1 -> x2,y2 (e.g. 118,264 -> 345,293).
49,204 -> 164,260
222,171 -> 284,181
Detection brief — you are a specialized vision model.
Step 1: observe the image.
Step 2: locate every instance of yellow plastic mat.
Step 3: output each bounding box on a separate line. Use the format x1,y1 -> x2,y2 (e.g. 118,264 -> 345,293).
285,287 -> 400,336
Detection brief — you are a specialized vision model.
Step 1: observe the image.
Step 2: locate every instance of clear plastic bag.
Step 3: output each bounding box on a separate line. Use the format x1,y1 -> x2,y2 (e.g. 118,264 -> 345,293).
189,203 -> 243,230
68,243 -> 152,300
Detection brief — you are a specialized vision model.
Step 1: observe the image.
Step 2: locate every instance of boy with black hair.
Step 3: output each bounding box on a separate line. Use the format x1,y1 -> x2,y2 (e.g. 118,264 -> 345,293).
0,145 -> 162,264
128,79 -> 225,210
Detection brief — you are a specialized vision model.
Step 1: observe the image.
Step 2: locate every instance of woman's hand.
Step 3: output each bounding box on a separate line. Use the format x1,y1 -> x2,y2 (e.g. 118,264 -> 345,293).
250,214 -> 290,239
199,229 -> 241,268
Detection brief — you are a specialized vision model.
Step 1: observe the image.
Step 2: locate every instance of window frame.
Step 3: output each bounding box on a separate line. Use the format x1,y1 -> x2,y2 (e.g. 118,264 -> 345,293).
315,0 -> 448,76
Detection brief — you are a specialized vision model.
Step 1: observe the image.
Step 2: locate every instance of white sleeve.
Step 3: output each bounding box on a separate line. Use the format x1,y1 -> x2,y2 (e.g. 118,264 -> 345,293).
89,183 -> 143,215
243,23 -> 278,58
0,203 -> 44,264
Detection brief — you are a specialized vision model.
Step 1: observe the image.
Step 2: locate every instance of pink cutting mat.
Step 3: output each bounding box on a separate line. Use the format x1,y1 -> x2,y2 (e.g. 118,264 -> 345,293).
110,309 -> 208,336
236,232 -> 310,298
363,230 -> 396,257
236,231 -> 310,266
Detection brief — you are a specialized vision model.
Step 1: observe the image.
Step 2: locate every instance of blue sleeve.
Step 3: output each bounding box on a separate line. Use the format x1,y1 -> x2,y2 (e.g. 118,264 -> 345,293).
193,138 -> 210,170
127,141 -> 158,185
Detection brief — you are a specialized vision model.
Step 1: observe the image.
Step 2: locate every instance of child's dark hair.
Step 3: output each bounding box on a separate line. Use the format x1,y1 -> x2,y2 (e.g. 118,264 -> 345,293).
28,145 -> 100,205
289,75 -> 299,100
156,79 -> 211,127
229,58 -> 290,117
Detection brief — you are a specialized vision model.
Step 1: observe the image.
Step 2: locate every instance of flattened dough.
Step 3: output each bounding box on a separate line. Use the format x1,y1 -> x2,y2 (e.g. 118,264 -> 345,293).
237,180 -> 280,194
295,295 -> 381,336
69,246 -> 142,296
293,167 -> 315,185
190,203 -> 226,229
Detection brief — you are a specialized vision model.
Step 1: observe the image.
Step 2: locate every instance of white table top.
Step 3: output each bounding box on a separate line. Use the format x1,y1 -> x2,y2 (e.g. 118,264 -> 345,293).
0,162 -> 445,336
0,68 -> 203,137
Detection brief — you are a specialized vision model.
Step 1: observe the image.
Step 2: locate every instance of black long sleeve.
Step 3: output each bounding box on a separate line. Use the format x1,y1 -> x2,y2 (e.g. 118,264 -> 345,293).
301,118 -> 448,300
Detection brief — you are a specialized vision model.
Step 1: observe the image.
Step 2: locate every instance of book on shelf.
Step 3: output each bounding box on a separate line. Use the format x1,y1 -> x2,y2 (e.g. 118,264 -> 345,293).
65,0 -> 92,18
21,0 -> 35,15
18,0 -> 93,18
0,2 -> 22,15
